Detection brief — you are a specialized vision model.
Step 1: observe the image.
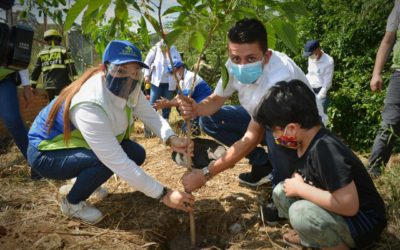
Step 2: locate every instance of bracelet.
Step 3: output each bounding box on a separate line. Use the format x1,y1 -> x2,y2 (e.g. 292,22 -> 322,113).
158,187 -> 168,202
166,135 -> 178,146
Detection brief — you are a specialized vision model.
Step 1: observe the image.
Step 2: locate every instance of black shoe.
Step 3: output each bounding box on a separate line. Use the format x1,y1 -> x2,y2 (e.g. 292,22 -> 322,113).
261,201 -> 286,226
239,163 -> 272,187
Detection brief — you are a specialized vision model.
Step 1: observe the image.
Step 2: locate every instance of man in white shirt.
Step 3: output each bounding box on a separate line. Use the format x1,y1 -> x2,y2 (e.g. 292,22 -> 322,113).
143,39 -> 182,120
178,18 -> 327,224
303,40 -> 334,113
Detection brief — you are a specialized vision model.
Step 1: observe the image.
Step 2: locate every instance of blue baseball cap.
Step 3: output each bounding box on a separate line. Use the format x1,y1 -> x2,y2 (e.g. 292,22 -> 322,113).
167,60 -> 184,73
303,40 -> 320,57
102,40 -> 149,68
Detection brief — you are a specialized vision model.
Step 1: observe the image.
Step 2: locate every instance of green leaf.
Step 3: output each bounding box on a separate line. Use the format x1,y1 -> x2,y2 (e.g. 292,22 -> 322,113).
221,64 -> 229,90
271,19 -> 298,54
65,0 -> 89,30
189,31 -> 205,53
165,28 -> 182,46
115,0 -> 128,21
163,6 -> 183,16
86,0 -> 110,17
265,22 -> 276,49
144,12 -> 161,36
125,0 -> 141,12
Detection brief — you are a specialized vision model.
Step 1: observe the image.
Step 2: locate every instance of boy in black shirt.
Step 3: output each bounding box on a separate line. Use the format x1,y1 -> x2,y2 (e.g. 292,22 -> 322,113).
255,80 -> 386,249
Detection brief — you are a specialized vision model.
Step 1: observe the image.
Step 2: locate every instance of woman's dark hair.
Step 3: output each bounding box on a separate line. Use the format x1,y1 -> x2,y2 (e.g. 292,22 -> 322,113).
255,80 -> 321,129
228,18 -> 268,53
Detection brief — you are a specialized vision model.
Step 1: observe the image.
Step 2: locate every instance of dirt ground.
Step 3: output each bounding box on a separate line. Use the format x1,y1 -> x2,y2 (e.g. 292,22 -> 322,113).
0,126 -> 399,249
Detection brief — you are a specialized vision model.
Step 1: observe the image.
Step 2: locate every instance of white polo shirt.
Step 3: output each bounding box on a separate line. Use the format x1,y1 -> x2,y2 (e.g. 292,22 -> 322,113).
214,50 -> 328,124
306,52 -> 334,99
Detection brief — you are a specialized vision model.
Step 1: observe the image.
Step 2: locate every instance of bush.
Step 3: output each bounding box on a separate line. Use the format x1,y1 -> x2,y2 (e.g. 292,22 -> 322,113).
275,0 -> 393,151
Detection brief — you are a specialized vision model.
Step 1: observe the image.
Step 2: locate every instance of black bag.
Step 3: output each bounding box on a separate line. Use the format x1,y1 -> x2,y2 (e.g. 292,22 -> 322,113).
172,138 -> 226,169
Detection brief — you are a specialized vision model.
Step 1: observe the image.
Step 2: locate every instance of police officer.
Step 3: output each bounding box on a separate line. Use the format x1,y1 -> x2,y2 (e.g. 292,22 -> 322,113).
30,29 -> 78,101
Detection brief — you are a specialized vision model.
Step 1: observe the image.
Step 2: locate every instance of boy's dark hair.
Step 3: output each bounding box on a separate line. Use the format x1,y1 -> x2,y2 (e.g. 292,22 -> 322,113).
228,18 -> 268,53
255,80 -> 321,129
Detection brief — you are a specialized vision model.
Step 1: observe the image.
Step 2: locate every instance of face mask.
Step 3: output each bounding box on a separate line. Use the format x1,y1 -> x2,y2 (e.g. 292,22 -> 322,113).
274,126 -> 299,150
229,60 -> 263,84
309,54 -> 318,60
105,74 -> 138,100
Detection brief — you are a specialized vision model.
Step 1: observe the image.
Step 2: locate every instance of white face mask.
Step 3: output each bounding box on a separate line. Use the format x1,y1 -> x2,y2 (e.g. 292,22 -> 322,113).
309,54 -> 318,60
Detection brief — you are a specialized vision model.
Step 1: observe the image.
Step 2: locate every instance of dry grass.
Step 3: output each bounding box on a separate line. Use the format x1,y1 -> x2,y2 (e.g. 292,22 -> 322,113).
0,113 -> 399,249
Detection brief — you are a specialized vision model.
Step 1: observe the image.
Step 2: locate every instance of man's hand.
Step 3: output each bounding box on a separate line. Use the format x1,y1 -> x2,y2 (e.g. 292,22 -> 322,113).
177,95 -> 198,119
370,74 -> 383,92
22,86 -> 34,108
182,169 -> 207,192
170,136 -> 194,157
283,172 -> 305,197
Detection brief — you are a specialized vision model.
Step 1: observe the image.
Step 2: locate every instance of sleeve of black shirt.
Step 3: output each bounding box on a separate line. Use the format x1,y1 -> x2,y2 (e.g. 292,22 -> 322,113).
312,140 -> 353,193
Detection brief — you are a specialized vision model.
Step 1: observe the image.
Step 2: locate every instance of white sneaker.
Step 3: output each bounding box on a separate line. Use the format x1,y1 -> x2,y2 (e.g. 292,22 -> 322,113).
60,197 -> 104,224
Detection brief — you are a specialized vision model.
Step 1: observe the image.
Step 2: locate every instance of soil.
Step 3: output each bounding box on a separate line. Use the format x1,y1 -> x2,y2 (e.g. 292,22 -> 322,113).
0,127 -> 398,249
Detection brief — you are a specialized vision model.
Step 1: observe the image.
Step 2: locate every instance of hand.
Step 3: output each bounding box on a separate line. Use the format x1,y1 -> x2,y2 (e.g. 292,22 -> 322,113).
370,74 -> 383,92
23,86 -> 34,108
177,95 -> 198,120
182,169 -> 207,192
153,97 -> 169,110
144,76 -> 151,84
161,189 -> 195,212
283,172 -> 305,197
170,137 -> 194,157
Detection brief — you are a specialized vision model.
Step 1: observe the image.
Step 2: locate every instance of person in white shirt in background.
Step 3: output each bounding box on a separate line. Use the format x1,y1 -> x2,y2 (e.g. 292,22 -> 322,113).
27,40 -> 195,225
303,39 -> 334,114
143,38 -> 182,121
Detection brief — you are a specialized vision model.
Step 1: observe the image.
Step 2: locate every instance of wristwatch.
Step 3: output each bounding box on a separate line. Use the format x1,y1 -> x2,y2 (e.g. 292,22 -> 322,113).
202,166 -> 212,180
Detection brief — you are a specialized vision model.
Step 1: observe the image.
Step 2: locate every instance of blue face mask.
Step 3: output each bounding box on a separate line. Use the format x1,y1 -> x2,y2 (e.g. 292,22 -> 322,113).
229,60 -> 264,84
106,74 -> 138,99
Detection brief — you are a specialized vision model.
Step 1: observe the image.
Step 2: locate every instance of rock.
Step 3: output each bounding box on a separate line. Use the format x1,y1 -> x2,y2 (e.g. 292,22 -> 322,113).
229,222 -> 242,234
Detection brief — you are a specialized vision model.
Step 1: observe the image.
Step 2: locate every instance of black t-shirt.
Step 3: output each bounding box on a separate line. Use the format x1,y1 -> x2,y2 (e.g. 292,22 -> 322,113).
293,128 -> 387,248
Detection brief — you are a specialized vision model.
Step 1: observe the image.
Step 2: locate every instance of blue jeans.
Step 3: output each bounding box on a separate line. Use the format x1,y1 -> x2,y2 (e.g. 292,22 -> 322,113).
0,78 -> 28,159
149,83 -> 175,120
199,105 -> 269,168
27,140 -> 146,204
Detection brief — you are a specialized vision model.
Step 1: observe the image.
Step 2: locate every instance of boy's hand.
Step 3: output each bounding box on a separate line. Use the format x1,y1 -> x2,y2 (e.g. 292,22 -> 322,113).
283,172 -> 305,197
153,97 -> 169,110
177,95 -> 198,119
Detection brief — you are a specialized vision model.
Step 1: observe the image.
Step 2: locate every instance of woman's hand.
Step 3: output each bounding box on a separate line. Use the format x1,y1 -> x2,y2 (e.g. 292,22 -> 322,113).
170,137 -> 194,157
161,189 -> 195,212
